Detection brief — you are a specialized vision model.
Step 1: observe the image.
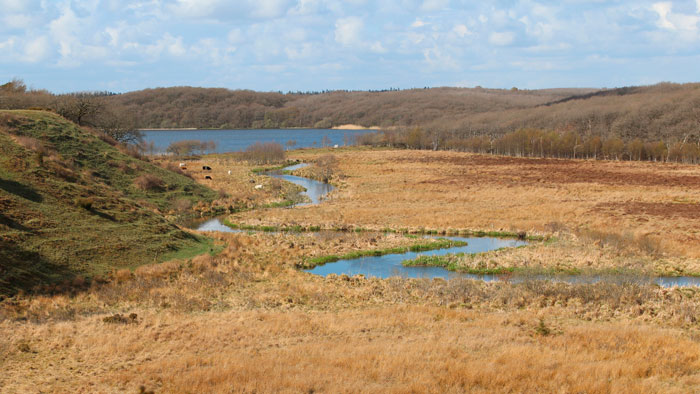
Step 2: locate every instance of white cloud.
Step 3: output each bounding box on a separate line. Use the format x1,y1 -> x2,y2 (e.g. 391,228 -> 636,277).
0,0 -> 37,13
189,38 -> 235,65
453,24 -> 470,38
422,46 -> 458,70
335,16 -> 363,46
1,13 -> 35,30
227,28 -> 244,43
166,36 -> 186,56
420,0 -> 449,12
510,59 -> 555,71
411,19 -> 426,28
169,0 -> 292,21
121,33 -> 188,61
652,2 -> 700,31
285,42 -> 315,60
370,41 -> 386,53
22,36 -> 50,62
652,2 -> 676,29
169,0 -> 226,18
252,0 -> 292,18
105,26 -> 121,47
0,37 -> 16,53
285,28 -> 308,42
292,0 -> 321,15
48,6 -> 82,61
489,31 -> 515,46
3,0 -> 700,93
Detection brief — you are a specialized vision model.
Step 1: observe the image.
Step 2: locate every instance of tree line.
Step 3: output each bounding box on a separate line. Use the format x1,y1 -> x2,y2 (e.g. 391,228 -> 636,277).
2,79 -> 699,163
358,127 -> 700,164
1,79 -> 141,144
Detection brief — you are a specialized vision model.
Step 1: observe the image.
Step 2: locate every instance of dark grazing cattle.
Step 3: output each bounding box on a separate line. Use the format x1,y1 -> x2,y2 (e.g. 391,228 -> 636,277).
205,175 -> 212,180
203,166 -> 212,171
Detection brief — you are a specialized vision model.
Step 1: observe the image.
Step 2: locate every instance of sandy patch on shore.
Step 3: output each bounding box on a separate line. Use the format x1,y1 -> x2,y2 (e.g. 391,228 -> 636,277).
332,124 -> 379,130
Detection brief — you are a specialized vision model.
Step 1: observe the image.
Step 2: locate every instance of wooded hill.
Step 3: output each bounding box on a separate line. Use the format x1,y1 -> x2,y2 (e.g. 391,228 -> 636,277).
2,80 -> 700,144
105,86 -> 591,130
106,83 -> 700,144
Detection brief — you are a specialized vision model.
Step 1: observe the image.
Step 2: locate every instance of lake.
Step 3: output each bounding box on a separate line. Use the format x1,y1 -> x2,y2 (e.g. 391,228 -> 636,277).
141,128 -> 373,153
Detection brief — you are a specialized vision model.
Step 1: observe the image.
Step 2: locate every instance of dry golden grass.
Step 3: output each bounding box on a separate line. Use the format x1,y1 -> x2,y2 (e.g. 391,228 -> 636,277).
2,229 -> 700,392
229,148 -> 700,262
3,149 -> 700,393
3,306 -> 700,393
432,235 -> 700,276
152,156 -> 305,215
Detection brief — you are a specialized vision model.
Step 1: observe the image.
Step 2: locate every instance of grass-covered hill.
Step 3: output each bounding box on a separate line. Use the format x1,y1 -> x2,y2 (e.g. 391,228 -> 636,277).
0,110 -> 217,297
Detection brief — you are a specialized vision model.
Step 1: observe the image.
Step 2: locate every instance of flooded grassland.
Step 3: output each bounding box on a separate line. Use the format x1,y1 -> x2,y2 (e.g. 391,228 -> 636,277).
2,148 -> 700,393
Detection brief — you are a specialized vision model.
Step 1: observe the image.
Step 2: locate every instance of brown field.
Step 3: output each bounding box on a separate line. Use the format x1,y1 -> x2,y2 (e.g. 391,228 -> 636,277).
225,148 -> 700,273
2,230 -> 700,393
3,148 -> 700,393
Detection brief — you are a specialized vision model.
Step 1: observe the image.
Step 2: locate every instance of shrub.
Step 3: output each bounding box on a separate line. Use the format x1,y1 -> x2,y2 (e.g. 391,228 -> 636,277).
161,161 -> 193,179
312,154 -> 339,182
270,178 -> 282,192
241,142 -> 285,164
166,140 -> 217,157
171,198 -> 192,212
74,197 -> 94,210
14,136 -> 45,152
534,318 -> 551,336
118,143 -> 144,160
133,174 -> 165,191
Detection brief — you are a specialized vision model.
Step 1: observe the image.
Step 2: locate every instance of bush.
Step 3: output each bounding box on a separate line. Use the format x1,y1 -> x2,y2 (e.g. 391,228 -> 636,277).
241,142 -> 285,164
74,197 -> 94,210
166,140 -> 217,156
161,162 -> 193,179
171,198 -> 192,212
14,136 -> 46,152
133,174 -> 165,191
312,154 -> 339,183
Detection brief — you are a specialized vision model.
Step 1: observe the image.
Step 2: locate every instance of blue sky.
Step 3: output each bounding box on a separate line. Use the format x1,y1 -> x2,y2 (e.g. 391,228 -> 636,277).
1,0 -> 699,93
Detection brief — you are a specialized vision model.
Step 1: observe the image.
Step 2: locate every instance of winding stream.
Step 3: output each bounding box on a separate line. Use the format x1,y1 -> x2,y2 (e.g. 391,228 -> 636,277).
266,163 -> 334,206
194,163 -> 700,287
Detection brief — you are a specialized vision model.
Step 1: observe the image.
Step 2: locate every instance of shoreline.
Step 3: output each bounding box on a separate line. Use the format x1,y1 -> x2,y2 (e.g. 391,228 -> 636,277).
139,126 -> 379,131
332,124 -> 380,130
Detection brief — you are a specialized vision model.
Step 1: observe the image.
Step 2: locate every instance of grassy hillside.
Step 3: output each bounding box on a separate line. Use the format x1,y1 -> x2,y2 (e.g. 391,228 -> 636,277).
0,110 -> 217,296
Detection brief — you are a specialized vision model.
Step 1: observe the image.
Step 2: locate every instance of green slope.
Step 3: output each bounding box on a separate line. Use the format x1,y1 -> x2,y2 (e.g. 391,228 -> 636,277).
0,110 -> 217,296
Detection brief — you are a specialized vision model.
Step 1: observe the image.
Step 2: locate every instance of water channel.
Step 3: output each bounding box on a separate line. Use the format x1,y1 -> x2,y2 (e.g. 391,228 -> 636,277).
194,163 -> 700,287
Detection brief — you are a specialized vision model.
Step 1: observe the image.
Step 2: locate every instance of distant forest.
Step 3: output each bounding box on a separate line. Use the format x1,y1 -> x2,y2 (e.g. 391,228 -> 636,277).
1,79 -> 699,162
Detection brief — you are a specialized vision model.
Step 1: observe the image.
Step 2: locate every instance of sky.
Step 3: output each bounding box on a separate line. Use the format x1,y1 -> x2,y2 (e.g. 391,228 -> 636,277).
1,0 -> 700,93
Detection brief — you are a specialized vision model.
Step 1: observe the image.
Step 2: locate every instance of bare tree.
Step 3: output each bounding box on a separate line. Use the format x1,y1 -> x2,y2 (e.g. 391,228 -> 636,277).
54,94 -> 103,126
312,154 -> 339,183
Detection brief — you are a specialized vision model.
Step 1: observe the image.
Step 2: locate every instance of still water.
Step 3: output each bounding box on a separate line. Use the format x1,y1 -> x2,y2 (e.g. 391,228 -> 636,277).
142,128 -> 371,153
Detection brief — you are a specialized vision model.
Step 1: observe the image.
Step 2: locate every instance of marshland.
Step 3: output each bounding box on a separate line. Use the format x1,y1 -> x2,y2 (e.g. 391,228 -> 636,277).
2,82 -> 700,393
